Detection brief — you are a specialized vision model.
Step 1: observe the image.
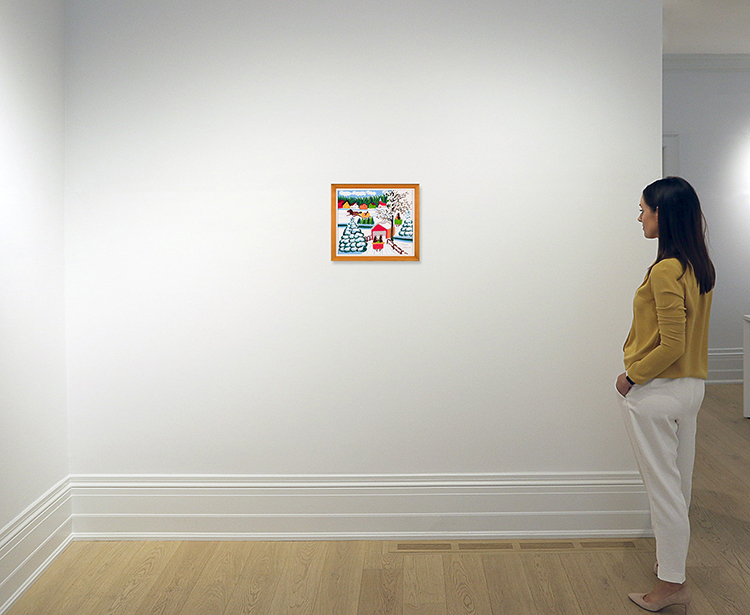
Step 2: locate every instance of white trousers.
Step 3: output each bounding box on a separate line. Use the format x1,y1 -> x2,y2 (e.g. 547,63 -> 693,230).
620,377 -> 705,584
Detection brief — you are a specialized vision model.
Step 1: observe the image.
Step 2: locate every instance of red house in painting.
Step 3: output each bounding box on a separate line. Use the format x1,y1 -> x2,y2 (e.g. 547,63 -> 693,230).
371,224 -> 388,251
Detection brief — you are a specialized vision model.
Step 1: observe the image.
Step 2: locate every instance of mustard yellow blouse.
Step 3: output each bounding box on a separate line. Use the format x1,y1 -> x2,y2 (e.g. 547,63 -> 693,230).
623,258 -> 712,384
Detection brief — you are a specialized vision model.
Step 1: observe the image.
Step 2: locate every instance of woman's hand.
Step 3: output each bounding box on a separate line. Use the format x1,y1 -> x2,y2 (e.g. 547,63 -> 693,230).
616,372 -> 633,397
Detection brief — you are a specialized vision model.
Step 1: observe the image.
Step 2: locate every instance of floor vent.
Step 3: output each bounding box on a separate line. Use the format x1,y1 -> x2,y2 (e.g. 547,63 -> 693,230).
458,542 -> 514,551
519,542 -> 576,550
580,540 -> 638,550
391,538 -> 652,554
395,543 -> 452,552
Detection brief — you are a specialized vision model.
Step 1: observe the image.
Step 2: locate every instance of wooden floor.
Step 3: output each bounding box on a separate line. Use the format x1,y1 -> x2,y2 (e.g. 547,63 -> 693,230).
7,384 -> 750,615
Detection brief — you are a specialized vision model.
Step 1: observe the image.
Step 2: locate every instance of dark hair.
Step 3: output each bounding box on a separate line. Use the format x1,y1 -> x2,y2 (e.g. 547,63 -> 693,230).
642,176 -> 715,294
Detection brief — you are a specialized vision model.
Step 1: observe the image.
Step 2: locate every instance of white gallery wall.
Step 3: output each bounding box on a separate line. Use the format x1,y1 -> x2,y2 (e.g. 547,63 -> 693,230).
663,55 -> 750,382
0,0 -> 68,540
0,0 -> 70,607
62,0 -> 663,538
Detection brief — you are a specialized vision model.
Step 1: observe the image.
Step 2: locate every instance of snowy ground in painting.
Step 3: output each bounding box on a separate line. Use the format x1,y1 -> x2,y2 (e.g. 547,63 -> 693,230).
336,236 -> 413,257
335,210 -> 414,257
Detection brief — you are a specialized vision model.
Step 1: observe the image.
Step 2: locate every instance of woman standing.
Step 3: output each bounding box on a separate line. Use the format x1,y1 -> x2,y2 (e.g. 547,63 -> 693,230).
616,177 -> 715,614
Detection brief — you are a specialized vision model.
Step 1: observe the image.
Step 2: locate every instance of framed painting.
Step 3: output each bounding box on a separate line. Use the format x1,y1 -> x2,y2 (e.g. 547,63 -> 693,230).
331,184 -> 419,261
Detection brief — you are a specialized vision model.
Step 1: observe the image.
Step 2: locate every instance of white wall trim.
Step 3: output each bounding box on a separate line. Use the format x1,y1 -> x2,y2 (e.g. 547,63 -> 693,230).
708,347 -> 744,384
663,54 -> 750,71
0,479 -> 73,614
69,473 -> 651,541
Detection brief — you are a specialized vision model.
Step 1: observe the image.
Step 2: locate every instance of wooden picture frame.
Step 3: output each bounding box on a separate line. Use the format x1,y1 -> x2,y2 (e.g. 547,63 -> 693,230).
331,184 -> 419,261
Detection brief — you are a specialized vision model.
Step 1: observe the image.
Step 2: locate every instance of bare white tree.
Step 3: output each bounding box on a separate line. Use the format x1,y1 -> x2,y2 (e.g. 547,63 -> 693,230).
373,190 -> 412,239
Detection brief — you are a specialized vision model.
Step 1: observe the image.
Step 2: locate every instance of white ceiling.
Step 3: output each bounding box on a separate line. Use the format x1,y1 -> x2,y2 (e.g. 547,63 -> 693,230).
663,0 -> 750,54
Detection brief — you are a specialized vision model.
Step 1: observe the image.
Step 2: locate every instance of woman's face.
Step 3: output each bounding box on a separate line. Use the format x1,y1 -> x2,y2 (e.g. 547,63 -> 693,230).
638,196 -> 659,239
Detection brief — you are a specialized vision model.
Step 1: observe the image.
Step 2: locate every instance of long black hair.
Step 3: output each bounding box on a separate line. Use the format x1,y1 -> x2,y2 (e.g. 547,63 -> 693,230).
642,176 -> 715,294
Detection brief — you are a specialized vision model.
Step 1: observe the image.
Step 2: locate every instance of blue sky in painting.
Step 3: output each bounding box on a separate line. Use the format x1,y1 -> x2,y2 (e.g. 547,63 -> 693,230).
337,189 -> 385,198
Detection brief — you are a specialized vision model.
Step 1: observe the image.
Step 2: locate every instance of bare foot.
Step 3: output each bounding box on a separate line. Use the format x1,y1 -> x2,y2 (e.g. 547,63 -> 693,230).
643,580 -> 686,603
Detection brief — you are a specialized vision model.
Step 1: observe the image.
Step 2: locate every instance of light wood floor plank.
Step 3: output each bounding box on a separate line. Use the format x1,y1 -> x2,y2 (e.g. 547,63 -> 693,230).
133,541 -> 217,615
357,568 -> 403,615
73,541 -> 180,615
596,551 -> 657,600
267,541 -> 327,615
222,541 -> 284,615
52,541 -> 151,615
442,554 -> 493,615
690,494 -> 750,578
364,541 -> 402,571
522,553 -> 584,615
481,553 -> 537,615
694,443 -> 750,501
403,553 -> 446,615
687,565 -> 750,615
696,413 -> 750,480
703,384 -> 745,431
688,496 -> 738,582
176,541 -> 253,615
683,570 -> 722,615
312,541 -> 366,615
561,552 -> 631,614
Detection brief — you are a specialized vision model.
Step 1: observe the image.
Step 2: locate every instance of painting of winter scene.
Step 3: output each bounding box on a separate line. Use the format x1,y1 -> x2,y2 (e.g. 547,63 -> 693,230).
331,184 -> 419,261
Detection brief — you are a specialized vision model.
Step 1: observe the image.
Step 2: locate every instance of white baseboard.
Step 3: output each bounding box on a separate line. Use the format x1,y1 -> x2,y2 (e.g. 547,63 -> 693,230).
69,473 -> 651,541
0,479 -> 73,614
708,348 -> 743,384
